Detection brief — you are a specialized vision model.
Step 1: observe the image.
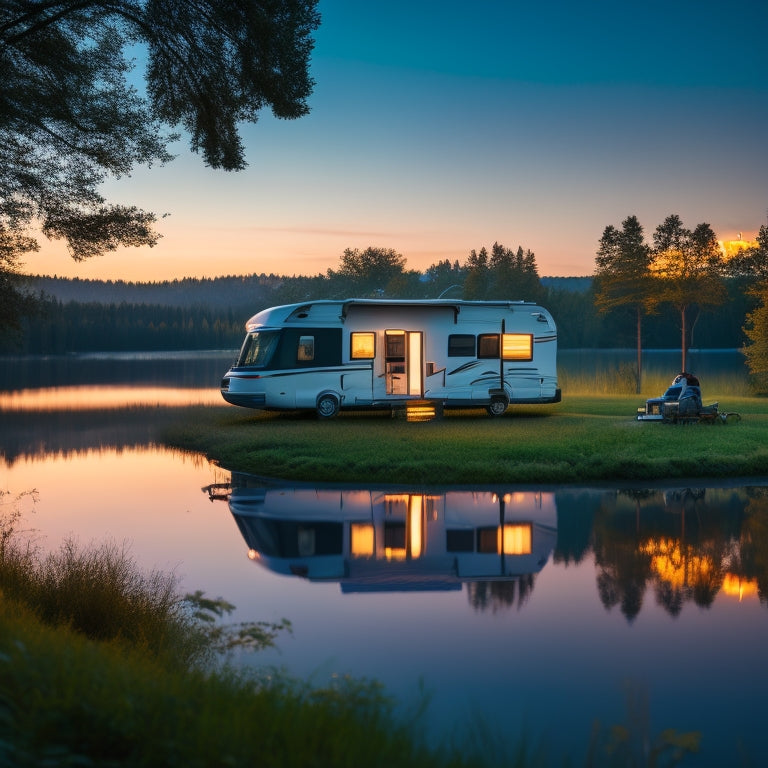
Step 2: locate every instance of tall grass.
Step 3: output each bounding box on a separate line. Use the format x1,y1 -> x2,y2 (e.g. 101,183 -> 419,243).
0,497 -> 492,768
558,360 -> 753,397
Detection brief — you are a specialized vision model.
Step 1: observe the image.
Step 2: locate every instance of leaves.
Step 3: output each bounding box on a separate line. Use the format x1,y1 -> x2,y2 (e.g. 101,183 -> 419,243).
0,0 -> 320,271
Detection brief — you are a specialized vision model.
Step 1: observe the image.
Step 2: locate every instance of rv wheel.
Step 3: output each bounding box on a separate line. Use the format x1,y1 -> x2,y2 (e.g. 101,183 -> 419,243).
486,397 -> 508,417
316,393 -> 340,419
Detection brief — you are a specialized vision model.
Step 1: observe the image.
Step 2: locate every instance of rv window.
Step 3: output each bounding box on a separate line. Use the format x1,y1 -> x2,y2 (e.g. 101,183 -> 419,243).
351,332 -> 375,359
477,334 -> 500,359
448,334 -> 475,357
502,333 -> 533,361
237,330 -> 280,367
385,330 -> 405,359
297,336 -> 314,361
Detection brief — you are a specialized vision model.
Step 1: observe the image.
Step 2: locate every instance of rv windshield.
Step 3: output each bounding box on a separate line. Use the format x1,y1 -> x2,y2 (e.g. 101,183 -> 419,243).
237,330 -> 280,367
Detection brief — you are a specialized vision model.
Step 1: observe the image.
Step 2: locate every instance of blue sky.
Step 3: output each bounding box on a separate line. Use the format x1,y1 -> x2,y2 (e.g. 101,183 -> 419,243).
34,0 -> 768,282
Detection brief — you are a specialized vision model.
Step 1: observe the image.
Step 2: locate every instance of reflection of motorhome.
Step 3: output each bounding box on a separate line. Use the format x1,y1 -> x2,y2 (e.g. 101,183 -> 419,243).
220,299 -> 560,417
226,476 -> 558,592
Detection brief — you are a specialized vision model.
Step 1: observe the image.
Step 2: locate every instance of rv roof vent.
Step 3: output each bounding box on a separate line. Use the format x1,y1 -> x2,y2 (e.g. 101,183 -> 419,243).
287,305 -> 312,321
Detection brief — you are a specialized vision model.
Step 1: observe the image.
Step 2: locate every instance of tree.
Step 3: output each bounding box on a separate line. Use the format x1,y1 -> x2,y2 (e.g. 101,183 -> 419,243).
739,218 -> 768,391
463,246 -> 490,300
651,214 -> 726,372
423,258 -> 464,298
489,242 -> 543,302
593,215 -> 654,392
326,247 -> 407,297
0,227 -> 39,338
464,242 -> 542,301
0,0 -> 320,302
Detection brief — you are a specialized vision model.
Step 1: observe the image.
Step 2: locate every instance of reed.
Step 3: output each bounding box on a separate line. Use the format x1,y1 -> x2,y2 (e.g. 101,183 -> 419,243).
558,361 -> 753,397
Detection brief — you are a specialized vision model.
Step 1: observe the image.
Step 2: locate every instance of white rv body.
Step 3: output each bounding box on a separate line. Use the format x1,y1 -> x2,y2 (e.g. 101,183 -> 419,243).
220,299 -> 560,417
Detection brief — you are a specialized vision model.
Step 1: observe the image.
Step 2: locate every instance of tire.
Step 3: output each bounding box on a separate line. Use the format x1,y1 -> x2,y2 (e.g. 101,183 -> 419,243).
316,393 -> 340,419
486,397 -> 508,417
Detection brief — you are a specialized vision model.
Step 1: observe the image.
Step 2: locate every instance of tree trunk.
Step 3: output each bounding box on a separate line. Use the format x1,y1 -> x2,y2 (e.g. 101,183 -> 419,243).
680,305 -> 687,372
635,305 -> 642,394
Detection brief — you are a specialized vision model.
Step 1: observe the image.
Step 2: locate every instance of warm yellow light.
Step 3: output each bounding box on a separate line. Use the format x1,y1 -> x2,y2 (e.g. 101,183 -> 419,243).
351,332 -> 375,359
384,547 -> 407,561
0,386 -> 220,411
409,495 -> 423,558
500,524 -> 532,555
722,573 -> 759,601
640,537 -> 715,589
502,333 -> 533,361
350,523 -> 375,557
719,238 -> 758,260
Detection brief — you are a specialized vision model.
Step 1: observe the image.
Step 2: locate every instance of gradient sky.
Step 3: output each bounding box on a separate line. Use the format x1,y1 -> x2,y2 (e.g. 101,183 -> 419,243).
30,0 -> 768,282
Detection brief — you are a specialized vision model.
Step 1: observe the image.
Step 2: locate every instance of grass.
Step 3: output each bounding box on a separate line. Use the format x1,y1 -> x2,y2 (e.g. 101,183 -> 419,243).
160,391 -> 768,486
0,500 -> 497,768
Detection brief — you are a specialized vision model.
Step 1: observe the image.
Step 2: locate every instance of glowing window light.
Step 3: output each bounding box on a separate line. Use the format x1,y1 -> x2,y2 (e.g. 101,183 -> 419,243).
502,333 -> 533,361
500,524 -> 532,555
350,523 -> 374,558
351,332 -> 375,359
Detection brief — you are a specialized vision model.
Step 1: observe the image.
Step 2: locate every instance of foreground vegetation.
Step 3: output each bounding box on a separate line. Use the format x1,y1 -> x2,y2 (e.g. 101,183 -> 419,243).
0,501 -> 493,768
161,391 -> 768,487
0,498 -> 702,767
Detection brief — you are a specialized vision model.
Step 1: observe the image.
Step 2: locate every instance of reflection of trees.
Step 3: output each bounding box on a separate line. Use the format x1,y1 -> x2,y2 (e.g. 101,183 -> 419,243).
1,408 -> 185,465
466,574 -> 535,613
733,489 -> 768,604
553,491 -> 600,566
591,488 -> 752,621
593,500 -> 652,622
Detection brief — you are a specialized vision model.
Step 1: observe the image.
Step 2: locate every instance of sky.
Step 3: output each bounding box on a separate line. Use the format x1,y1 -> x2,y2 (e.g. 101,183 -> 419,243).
29,0 -> 768,282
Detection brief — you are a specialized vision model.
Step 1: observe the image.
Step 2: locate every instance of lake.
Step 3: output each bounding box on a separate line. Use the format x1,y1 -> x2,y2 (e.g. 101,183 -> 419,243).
1,349 -> 766,765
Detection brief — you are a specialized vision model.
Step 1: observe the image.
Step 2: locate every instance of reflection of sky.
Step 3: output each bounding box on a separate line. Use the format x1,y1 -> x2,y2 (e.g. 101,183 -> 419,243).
4,446 -> 767,764
29,0 -> 768,282
0,387 -> 220,411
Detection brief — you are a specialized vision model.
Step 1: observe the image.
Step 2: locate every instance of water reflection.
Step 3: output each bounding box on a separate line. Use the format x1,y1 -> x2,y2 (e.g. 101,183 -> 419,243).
0,385 -> 218,411
589,486 -> 766,620
207,473 -> 768,619
0,406 -> 193,465
208,474 -> 557,607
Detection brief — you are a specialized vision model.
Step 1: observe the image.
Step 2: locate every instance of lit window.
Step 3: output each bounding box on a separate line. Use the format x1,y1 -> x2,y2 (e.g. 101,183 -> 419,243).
351,523 -> 374,557
502,333 -> 533,361
351,332 -> 375,359
500,524 -> 532,555
297,336 -> 314,361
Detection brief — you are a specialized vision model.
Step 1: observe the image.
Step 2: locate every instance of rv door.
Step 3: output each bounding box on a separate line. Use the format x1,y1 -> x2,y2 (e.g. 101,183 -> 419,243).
384,330 -> 423,397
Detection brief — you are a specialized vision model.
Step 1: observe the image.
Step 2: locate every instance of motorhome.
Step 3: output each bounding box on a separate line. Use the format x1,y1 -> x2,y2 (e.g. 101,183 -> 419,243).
220,298 -> 560,418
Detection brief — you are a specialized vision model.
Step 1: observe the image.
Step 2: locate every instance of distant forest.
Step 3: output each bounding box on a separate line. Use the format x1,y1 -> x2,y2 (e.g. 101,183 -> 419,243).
0,273 -> 751,355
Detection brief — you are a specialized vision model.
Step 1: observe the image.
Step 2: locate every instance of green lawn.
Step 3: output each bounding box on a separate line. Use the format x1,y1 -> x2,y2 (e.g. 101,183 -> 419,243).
161,395 -> 768,485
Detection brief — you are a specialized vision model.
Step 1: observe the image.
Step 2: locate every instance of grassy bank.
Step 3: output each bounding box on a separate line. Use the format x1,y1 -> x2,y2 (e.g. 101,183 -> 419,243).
0,503 -> 500,768
160,395 -> 768,486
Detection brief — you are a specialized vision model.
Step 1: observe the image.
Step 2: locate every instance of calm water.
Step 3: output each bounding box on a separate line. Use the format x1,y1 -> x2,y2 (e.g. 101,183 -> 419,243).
1,350 -> 766,765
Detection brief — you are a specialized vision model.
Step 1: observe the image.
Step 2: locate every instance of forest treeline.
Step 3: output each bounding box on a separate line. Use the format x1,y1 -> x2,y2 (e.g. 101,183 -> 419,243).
0,270 -> 751,355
